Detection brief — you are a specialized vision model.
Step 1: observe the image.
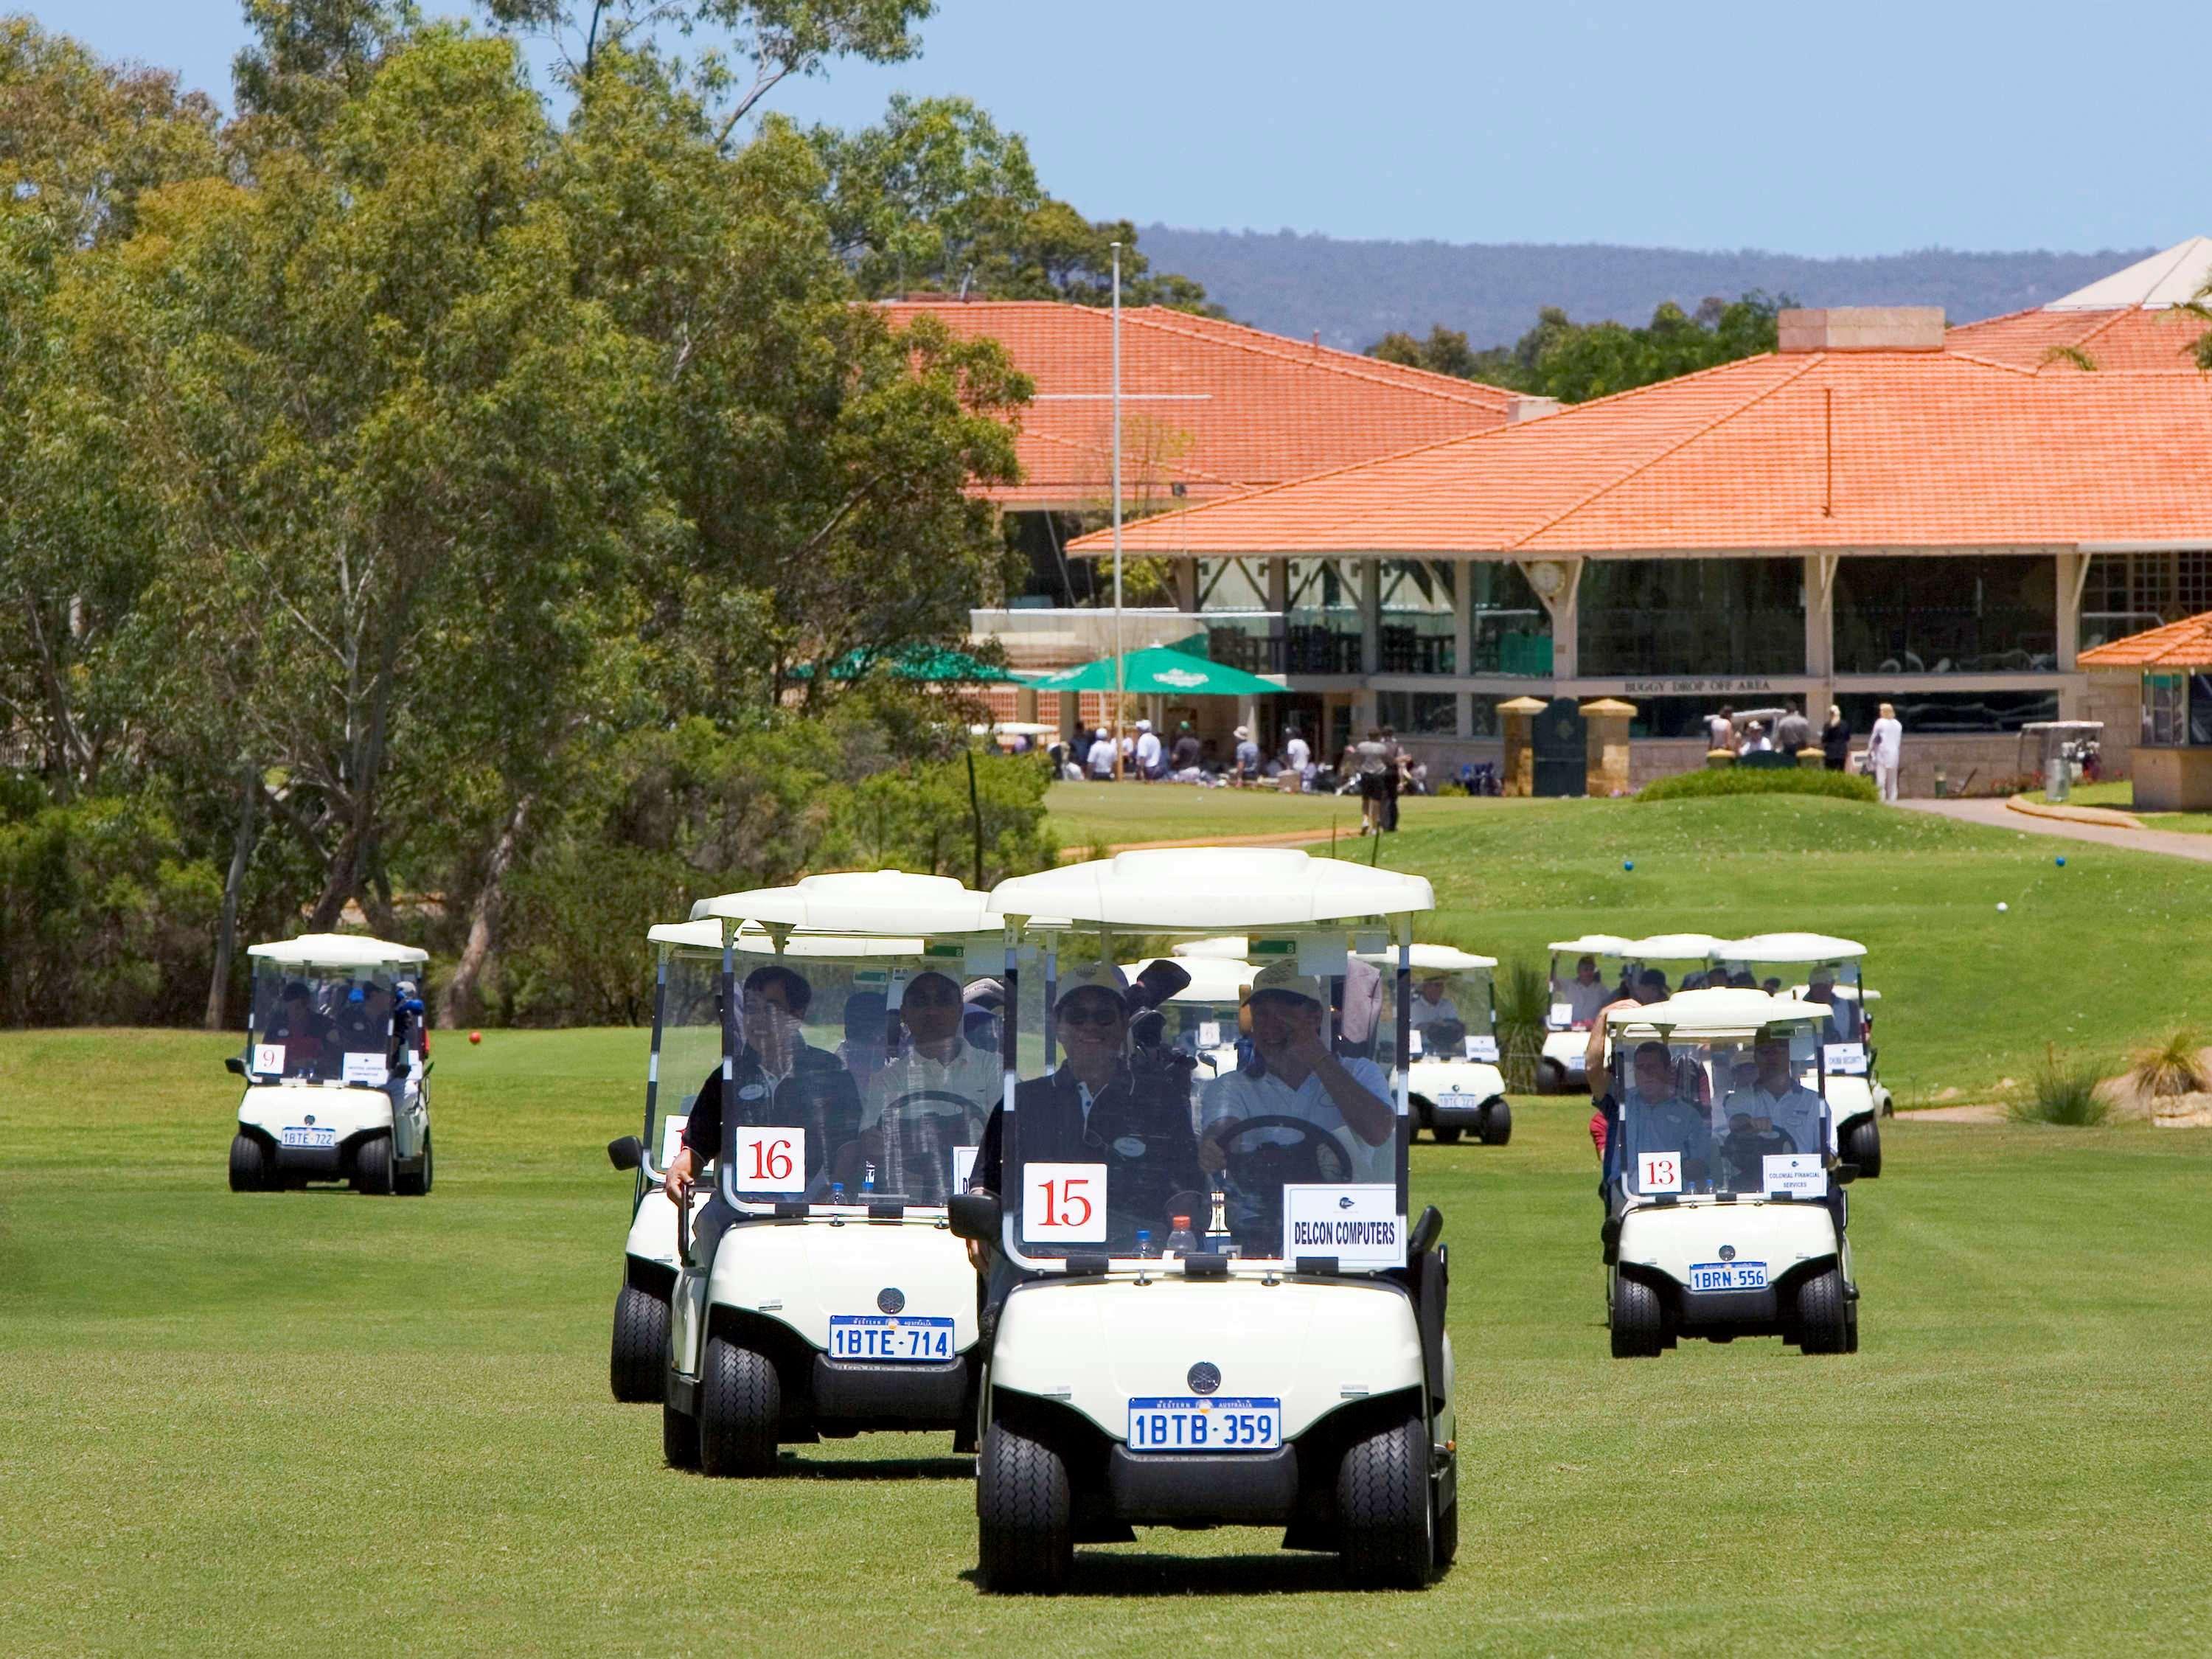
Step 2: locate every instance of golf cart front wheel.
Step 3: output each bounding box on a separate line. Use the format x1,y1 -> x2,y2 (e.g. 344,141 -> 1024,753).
352,1133 -> 394,1195
1534,1060 -> 1565,1096
661,1398 -> 700,1470
1338,1408 -> 1433,1590
698,1335 -> 780,1477
1430,1124 -> 1462,1145
1478,1100 -> 1512,1145
1845,1117 -> 1882,1178
1610,1276 -> 1665,1359
976,1422 -> 1073,1593
611,1284 -> 669,1403
1797,1268 -> 1850,1355
228,1133 -> 270,1192
395,1132 -> 432,1197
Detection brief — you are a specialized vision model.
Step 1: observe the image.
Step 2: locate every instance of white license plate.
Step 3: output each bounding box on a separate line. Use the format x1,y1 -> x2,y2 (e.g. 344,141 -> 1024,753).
827,1315 -> 953,1362
279,1126 -> 336,1149
1687,1261 -> 1768,1292
1126,1397 -> 1282,1452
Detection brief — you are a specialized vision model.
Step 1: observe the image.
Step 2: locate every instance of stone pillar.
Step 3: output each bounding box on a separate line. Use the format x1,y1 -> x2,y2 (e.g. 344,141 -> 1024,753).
1581,698 -> 1636,798
1498,695 -> 1546,796
1176,557 -> 1201,613
1453,559 -> 1473,681
1805,552 -> 1837,725
1015,685 -> 1039,724
1057,690 -> 1080,749
1359,560 -> 1382,675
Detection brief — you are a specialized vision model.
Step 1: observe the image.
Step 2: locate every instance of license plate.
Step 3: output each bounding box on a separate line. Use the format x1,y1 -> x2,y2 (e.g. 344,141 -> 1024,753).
279,1126 -> 335,1148
1126,1397 -> 1282,1452
827,1315 -> 953,1362
1687,1261 -> 1768,1292
1437,1090 -> 1478,1109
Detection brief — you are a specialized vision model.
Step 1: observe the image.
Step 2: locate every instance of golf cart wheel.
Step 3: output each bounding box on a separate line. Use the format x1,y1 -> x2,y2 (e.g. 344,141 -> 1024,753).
1534,1060 -> 1565,1096
1609,1276 -> 1664,1360
610,1284 -> 669,1403
394,1132 -> 431,1197
352,1133 -> 394,1195
1845,1117 -> 1882,1178
976,1422 -> 1073,1593
228,1133 -> 270,1193
1478,1100 -> 1513,1146
1430,1124 -> 1463,1145
661,1398 -> 700,1470
698,1335 -> 779,1477
1795,1267 -> 1850,1355
1337,1408 -> 1433,1590
1845,1298 -> 1861,1354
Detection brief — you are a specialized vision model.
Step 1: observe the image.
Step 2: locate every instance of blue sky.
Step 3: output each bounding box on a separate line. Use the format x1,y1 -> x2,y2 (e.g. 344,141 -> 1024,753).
44,0 -> 2203,257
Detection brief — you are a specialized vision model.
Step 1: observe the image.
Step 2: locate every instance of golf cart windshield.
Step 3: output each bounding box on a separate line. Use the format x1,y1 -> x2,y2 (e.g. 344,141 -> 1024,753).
1124,956 -> 1250,1081
1389,962 -> 1497,1064
1608,1029 -> 1829,1200
655,943 -> 726,1170
1548,946 -> 1625,1031
1708,939 -> 1873,1057
248,959 -> 397,1085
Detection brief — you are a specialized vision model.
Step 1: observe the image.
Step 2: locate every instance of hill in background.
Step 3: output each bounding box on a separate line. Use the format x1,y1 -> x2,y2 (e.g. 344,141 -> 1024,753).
1136,227 -> 2161,349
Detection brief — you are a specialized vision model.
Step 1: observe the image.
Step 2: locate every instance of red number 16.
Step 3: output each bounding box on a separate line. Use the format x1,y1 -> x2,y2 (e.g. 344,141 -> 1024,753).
748,1138 -> 793,1182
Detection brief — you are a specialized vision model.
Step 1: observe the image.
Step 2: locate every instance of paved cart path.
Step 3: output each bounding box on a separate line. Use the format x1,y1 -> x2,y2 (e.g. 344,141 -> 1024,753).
1900,797 -> 2212,863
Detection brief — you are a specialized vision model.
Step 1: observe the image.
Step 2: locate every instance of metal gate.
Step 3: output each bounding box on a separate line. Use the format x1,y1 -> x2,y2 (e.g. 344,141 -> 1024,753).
1531,697 -> 1587,798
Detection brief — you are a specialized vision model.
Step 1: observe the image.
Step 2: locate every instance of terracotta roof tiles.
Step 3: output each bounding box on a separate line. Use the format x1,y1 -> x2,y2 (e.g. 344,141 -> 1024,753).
2078,611 -> 2212,669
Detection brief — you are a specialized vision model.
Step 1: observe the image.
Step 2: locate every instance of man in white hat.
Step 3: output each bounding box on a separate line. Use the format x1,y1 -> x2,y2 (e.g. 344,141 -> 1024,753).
1199,961 -> 1396,1184
1133,718 -> 1163,780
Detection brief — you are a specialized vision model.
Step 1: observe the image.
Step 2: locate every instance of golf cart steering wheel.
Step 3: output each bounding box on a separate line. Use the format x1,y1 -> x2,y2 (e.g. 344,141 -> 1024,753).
1214,1114 -> 1354,1189
871,1090 -> 983,1203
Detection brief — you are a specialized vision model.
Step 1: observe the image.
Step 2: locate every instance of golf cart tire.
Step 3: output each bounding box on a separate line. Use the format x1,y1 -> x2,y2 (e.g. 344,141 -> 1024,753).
661,1398 -> 700,1470
352,1133 -> 394,1195
1610,1275 -> 1665,1359
1478,1100 -> 1513,1145
1796,1267 -> 1850,1355
1337,1408 -> 1433,1590
1535,1060 -> 1565,1096
976,1422 -> 1074,1593
228,1133 -> 271,1193
698,1335 -> 780,1477
1845,1117 -> 1882,1178
395,1132 -> 432,1197
610,1284 -> 669,1403
1430,1124 -> 1462,1145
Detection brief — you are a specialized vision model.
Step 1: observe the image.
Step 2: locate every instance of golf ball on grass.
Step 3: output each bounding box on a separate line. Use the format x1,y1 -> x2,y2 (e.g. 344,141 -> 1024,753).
1997,902 -> 2008,912
1623,860 -> 1634,872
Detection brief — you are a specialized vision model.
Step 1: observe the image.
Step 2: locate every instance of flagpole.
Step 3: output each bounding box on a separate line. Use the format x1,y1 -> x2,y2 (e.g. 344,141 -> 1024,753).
1110,240 -> 1124,782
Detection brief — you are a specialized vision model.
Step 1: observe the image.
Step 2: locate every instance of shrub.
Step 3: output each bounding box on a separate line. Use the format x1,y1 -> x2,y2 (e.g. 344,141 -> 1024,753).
2124,1027 -> 2208,1100
2009,1045 -> 2110,1126
1492,959 -> 1551,1093
1637,767 -> 1879,804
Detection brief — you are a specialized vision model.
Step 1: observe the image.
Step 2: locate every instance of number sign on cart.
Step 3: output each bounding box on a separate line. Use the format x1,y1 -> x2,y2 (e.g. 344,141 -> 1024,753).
1638,1152 -> 1683,1194
734,1126 -> 806,1193
1022,1162 -> 1107,1242
252,1043 -> 285,1076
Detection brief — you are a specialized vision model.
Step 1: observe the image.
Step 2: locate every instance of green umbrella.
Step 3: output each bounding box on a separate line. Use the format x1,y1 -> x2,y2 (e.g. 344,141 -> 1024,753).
791,645 -> 1026,684
1028,645 -> 1282,697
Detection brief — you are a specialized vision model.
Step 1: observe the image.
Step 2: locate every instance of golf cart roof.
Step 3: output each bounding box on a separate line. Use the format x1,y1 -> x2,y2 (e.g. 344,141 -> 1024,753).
246,933 -> 427,969
1623,932 -> 1729,960
647,919 -> 930,958
1171,935 -> 1251,960
692,870 -> 995,936
1358,943 -> 1498,971
1549,933 -> 1635,955
989,848 -> 1433,930
1607,988 -> 1832,1040
1716,932 -> 1867,963
1124,955 -> 1255,1004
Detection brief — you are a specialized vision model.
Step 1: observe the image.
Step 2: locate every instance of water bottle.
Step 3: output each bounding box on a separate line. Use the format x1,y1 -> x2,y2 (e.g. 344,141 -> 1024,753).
860,1163 -> 877,1197
1134,1228 -> 1154,1258
1166,1216 -> 1198,1257
830,1181 -> 846,1206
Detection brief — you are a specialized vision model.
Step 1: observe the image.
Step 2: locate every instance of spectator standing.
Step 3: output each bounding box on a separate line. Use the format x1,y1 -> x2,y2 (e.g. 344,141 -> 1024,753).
1133,719 -> 1163,780
1774,702 -> 1812,754
1354,728 -> 1389,834
1379,725 -> 1406,832
1868,703 -> 1904,801
1283,728 -> 1312,785
1232,724 -> 1262,782
1706,705 -> 1736,752
1820,705 -> 1852,772
1085,727 -> 1115,780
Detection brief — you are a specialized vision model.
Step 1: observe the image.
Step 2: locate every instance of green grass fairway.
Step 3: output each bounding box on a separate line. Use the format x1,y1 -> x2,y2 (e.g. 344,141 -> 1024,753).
1045,779 -> 1505,850
2067,779 -> 2212,834
4,1028 -> 2209,1655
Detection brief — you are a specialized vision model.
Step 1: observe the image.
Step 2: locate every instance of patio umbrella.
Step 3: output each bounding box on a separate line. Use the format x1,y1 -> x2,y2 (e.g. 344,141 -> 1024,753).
1028,645 -> 1281,698
791,644 -> 1027,684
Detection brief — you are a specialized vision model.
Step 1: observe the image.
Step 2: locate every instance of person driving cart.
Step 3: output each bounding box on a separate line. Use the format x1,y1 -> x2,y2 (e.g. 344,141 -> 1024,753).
841,969 -> 998,1198
1605,1039 -> 1714,1190
262,979 -> 334,1076
1720,1034 -> 1831,1156
1406,973 -> 1459,1032
1198,961 -> 1396,1183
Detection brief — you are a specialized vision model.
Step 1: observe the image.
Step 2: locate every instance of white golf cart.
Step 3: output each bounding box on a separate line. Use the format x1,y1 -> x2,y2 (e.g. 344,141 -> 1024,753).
618,872 -> 1022,1475
1711,933 -> 1891,1178
1376,945 -> 1508,1145
1539,934 -> 1632,1093
1599,990 -> 1860,1358
955,848 -> 1455,1592
227,933 -> 431,1195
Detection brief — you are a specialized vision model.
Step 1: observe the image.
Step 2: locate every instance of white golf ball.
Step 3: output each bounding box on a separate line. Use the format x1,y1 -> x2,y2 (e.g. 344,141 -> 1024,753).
1997,902 -> 2008,912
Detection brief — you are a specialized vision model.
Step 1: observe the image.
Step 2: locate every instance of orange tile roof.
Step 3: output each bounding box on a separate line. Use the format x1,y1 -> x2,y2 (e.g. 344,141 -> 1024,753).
1946,305 -> 2211,373
877,299 -> 1513,509
2078,611 -> 2212,669
1069,345 -> 2212,557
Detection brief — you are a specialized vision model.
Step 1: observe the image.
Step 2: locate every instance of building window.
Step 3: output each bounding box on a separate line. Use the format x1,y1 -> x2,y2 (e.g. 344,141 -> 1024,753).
1471,562 -> 1551,676
2144,672 -> 2188,747
1835,691 -> 2059,734
1579,559 -> 1804,678
2080,552 -> 2212,654
1284,557 -> 1364,674
1832,556 -> 2056,675
1377,691 -> 1459,737
1377,561 -> 1456,675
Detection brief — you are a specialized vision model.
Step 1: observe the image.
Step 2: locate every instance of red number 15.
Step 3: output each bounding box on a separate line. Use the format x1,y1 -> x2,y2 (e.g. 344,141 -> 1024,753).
1037,1177 -> 1093,1228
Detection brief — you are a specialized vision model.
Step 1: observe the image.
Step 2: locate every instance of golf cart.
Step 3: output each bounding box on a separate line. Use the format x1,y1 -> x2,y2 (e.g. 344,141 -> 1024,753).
1539,935 -> 1632,1093
1599,990 -> 1860,1358
1373,945 -> 1507,1145
1711,933 -> 1891,1178
621,872 -> 1022,1475
956,848 -> 1455,1592
227,934 -> 431,1194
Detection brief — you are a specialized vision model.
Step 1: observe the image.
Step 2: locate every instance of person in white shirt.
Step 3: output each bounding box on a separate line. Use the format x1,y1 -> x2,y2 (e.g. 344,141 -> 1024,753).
1085,728 -> 1115,780
1868,703 -> 1904,802
1406,975 -> 1459,1032
1200,962 -> 1397,1185
1737,720 -> 1773,754
1706,706 -> 1736,752
844,971 -> 998,1196
1719,1035 -> 1830,1158
1559,954 -> 1614,1027
1282,730 -> 1311,784
1133,719 -> 1164,779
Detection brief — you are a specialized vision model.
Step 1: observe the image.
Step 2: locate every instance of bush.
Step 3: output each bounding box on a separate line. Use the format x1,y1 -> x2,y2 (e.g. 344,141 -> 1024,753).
1637,767 -> 1879,804
2124,1027 -> 2207,1100
1492,959 -> 1551,1093
2009,1045 -> 2110,1126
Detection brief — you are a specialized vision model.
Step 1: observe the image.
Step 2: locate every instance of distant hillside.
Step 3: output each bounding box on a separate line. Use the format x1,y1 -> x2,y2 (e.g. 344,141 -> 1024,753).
1137,228 -> 2162,351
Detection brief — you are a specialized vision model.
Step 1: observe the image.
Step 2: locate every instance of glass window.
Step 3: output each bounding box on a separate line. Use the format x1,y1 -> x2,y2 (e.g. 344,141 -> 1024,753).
1377,560 -> 1455,674
1833,556 -> 2056,675
2192,676 -> 2212,748
1284,558 -> 1364,673
1579,560 -> 1804,678
1471,563 -> 1552,676
2080,551 -> 2212,655
1607,1031 -> 1829,1199
251,962 -> 397,1085
1835,691 -> 2059,734
2144,672 -> 2187,748
1376,691 -> 1458,736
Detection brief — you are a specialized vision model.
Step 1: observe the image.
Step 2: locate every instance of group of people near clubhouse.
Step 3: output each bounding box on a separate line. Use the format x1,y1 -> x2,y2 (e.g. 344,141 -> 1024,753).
1704,700 -> 1906,802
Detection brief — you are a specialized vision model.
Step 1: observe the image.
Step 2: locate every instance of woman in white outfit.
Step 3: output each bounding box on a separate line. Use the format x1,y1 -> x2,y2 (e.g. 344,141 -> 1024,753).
1868,702 -> 1904,802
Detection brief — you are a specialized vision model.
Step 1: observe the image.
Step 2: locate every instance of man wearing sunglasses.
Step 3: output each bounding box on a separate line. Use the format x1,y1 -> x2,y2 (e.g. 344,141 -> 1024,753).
835,970 -> 1000,1198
